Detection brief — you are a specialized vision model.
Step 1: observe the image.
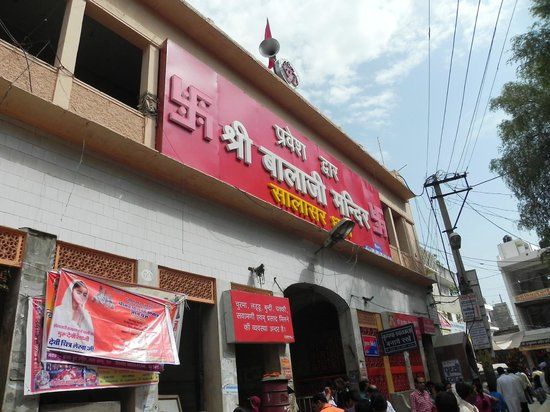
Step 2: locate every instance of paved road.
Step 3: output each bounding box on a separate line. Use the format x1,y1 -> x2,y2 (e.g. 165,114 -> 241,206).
530,398 -> 550,412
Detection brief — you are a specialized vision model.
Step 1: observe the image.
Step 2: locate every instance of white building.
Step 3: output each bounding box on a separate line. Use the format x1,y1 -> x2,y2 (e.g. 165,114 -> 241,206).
497,237 -> 550,367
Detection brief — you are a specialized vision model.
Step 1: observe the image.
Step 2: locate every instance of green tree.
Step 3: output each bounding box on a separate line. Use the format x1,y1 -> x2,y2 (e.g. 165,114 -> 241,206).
490,0 -> 550,247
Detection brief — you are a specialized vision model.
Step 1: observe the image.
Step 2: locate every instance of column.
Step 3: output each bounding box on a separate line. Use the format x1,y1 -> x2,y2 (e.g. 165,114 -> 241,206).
339,307 -> 363,386
126,260 -> 159,412
139,45 -> 159,149
204,280 -> 237,412
52,0 -> 86,108
1,229 -> 57,412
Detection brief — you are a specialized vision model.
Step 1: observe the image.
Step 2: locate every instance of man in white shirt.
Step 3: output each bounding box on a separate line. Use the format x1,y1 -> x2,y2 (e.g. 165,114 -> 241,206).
496,367 -> 526,412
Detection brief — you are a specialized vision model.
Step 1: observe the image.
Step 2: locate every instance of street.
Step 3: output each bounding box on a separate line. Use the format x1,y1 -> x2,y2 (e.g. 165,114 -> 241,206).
530,399 -> 550,412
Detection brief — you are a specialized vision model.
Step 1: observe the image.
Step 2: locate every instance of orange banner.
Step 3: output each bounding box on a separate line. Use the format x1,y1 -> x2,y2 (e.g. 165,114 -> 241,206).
47,269 -> 179,365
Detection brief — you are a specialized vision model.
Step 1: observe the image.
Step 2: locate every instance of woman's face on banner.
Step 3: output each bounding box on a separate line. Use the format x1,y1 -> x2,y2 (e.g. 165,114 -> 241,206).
72,284 -> 89,307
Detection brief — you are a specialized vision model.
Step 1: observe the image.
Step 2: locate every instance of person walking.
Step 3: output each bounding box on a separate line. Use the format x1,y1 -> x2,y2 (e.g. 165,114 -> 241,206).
488,381 -> 508,412
473,380 -> 496,412
515,370 -> 533,404
533,374 -> 548,405
410,376 -> 435,412
312,392 -> 344,412
454,382 -> 480,412
435,391 -> 459,412
496,367 -> 524,412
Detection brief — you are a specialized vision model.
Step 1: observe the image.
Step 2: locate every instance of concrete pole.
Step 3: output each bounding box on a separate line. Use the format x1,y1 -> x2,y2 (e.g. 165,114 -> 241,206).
431,182 -> 496,385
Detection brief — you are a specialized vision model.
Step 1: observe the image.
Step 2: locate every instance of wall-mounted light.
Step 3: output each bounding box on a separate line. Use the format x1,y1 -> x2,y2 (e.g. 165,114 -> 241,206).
314,218 -> 355,254
248,264 -> 265,285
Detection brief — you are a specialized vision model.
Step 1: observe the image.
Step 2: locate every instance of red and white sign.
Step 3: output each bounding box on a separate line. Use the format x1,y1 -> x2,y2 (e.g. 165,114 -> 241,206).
157,40 -> 391,258
419,317 -> 436,335
47,270 -> 179,365
225,290 -> 294,343
25,297 -> 158,395
388,313 -> 421,339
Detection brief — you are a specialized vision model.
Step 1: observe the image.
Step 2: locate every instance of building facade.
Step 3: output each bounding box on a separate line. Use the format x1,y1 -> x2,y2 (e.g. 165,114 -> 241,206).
497,237 -> 550,367
0,1 -> 437,411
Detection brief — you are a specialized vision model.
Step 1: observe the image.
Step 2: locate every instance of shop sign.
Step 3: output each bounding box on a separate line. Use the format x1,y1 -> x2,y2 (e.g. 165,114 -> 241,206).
380,324 -> 418,355
362,334 -> 380,357
388,312 -> 422,339
520,337 -> 550,349
225,290 -> 294,343
420,317 -> 436,335
442,359 -> 463,383
450,321 -> 466,334
47,270 -> 179,365
25,297 -> 159,395
467,320 -> 491,350
157,40 -> 391,257
459,294 -> 481,322
515,288 -> 550,303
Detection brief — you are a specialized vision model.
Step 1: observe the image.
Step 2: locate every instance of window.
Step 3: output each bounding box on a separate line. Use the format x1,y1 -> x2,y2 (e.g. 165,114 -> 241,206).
75,15 -> 142,108
0,0 -> 66,66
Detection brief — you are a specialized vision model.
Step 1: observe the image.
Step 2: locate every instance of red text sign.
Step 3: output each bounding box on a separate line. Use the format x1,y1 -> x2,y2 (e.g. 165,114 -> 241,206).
227,290 -> 294,343
157,40 -> 391,258
47,270 -> 179,364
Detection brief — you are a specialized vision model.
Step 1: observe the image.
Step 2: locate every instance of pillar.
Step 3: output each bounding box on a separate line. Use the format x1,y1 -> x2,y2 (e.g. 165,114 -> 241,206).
1,229 -> 57,412
204,280 -> 237,412
52,0 -> 86,108
139,45 -> 159,149
125,260 -> 159,412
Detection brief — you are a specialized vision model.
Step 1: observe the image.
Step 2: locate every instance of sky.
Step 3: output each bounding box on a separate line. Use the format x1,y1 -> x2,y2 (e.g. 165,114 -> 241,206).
185,0 -> 540,325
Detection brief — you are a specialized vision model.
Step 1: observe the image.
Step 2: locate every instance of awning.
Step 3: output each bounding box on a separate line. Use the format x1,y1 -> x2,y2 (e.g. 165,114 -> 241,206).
492,331 -> 524,351
520,327 -> 550,350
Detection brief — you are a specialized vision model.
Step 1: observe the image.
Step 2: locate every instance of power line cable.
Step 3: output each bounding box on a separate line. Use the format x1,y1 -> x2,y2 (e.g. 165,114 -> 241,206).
456,0 -> 504,170
447,0 -> 482,172
425,0 -> 432,179
464,0 -> 519,171
457,194 -> 537,246
435,0 -> 461,172
471,175 -> 504,187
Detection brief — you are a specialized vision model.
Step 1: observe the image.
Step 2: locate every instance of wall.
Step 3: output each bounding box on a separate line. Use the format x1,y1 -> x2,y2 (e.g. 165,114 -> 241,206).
0,116 -> 429,315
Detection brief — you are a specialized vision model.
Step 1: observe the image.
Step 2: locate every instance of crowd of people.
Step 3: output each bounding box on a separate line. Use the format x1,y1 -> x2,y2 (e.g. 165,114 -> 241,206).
233,361 -> 549,411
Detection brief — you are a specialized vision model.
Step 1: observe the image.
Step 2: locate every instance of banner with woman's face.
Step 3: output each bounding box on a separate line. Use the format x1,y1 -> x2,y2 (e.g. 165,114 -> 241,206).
47,269 -> 179,365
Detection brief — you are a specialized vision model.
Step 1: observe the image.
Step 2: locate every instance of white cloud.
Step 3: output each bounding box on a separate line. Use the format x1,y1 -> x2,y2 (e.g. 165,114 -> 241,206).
186,0 -> 515,132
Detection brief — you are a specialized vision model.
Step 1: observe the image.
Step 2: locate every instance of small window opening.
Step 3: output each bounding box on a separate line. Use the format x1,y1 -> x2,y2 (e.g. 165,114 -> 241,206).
0,0 -> 66,66
75,15 -> 142,108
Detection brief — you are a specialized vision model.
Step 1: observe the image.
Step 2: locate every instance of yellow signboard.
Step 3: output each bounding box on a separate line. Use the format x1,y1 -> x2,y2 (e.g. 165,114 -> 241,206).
515,288 -> 550,303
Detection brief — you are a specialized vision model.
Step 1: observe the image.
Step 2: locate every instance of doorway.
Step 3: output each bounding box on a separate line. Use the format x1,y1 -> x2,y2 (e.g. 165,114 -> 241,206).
285,284 -> 350,397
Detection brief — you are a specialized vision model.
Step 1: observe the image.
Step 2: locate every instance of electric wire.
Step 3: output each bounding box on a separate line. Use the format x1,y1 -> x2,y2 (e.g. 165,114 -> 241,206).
425,0 -> 432,179
446,0 -> 482,172
455,0 -> 504,171
464,0 -> 519,171
435,0 -> 461,172
455,193 -> 538,246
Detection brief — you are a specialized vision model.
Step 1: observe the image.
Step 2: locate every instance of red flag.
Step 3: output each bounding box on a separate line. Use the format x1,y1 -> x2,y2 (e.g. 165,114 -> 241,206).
264,18 -> 275,69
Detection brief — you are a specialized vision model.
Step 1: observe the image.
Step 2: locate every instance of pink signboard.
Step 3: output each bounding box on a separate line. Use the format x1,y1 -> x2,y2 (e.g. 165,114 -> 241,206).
388,313 -> 421,339
226,290 -> 294,344
157,40 -> 391,257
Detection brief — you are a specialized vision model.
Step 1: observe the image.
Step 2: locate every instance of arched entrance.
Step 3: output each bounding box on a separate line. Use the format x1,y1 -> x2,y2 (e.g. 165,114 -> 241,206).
285,283 -> 358,397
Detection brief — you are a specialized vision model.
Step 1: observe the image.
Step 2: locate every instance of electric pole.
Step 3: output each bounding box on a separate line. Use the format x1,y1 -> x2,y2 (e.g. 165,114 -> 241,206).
424,173 -> 496,385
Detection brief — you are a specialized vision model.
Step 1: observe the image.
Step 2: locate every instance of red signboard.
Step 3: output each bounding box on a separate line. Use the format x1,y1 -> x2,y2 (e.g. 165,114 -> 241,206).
47,270 -> 179,365
226,290 -> 294,343
419,317 -> 436,335
388,313 -> 421,339
157,40 -> 391,258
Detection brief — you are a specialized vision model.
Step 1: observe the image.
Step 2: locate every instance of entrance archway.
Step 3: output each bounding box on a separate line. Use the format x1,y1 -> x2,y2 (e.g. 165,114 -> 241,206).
285,283 -> 358,398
